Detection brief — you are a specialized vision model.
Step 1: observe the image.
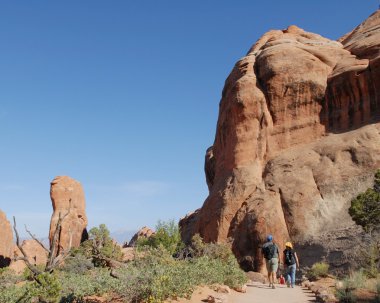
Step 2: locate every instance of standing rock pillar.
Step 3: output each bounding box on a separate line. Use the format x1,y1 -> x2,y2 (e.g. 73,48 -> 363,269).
49,176 -> 88,254
0,210 -> 13,267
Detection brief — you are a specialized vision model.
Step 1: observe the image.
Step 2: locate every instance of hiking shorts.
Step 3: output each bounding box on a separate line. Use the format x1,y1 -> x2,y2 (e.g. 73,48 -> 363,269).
266,257 -> 279,273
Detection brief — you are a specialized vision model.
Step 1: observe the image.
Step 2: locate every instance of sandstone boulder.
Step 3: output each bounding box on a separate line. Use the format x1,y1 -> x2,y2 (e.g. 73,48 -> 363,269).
0,210 -> 13,267
49,176 -> 88,254
180,11 -> 380,274
126,226 -> 155,247
10,239 -> 48,274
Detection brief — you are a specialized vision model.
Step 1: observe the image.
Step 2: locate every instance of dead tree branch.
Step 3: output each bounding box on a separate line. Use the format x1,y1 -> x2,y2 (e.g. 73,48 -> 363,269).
24,225 -> 49,254
12,216 -> 42,277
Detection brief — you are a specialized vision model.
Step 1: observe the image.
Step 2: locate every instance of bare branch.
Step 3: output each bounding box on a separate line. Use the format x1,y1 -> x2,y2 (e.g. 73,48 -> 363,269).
24,225 -> 49,253
12,216 -> 42,277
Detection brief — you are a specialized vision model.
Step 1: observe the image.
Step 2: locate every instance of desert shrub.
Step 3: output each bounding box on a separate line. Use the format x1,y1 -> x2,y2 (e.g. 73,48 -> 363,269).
336,277 -> 357,302
80,224 -> 123,267
357,241 -> 380,278
60,268 -> 120,302
0,268 -> 21,289
61,253 -> 94,274
307,262 -> 329,280
335,270 -> 367,303
23,272 -> 62,303
349,169 -> 380,234
0,285 -> 26,303
137,220 -> 184,255
190,234 -> 231,261
113,244 -> 246,303
376,279 -> 380,303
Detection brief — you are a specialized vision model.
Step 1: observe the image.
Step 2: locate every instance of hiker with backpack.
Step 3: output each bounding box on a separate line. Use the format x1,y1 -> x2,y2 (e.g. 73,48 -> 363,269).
262,234 -> 280,289
283,242 -> 300,288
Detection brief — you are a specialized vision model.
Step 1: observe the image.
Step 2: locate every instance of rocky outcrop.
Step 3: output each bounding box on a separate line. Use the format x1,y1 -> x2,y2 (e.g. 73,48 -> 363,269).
0,210 -> 13,267
10,240 -> 48,274
49,176 -> 88,254
180,11 -> 380,273
126,226 -> 155,247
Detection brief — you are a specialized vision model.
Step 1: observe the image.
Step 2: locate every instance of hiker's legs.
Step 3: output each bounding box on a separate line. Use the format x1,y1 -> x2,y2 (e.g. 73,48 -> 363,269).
286,266 -> 291,286
270,258 -> 278,288
266,260 -> 272,285
270,271 -> 276,283
287,264 -> 296,287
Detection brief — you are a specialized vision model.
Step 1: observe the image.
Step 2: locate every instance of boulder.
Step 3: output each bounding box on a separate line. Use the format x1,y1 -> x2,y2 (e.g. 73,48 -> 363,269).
49,176 -> 88,254
127,226 -> 155,247
246,271 -> 267,284
180,11 -> 380,274
121,247 -> 135,262
0,210 -> 13,267
10,239 -> 48,274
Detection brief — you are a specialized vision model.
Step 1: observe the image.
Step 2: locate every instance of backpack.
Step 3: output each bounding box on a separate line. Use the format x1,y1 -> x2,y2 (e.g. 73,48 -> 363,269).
284,249 -> 296,265
263,243 -> 276,260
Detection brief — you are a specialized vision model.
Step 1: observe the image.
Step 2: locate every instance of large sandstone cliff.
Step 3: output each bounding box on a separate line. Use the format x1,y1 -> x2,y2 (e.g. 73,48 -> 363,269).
180,11 -> 380,272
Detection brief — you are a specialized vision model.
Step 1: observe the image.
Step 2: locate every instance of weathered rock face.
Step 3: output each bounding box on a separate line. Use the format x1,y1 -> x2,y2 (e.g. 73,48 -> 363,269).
0,210 -> 13,267
180,11 -> 380,273
10,240 -> 48,274
126,226 -> 155,247
49,176 -> 88,253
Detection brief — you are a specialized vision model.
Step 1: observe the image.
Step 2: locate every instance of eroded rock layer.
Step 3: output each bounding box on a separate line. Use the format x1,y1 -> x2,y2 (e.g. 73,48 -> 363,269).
180,11 -> 380,272
49,176 -> 88,254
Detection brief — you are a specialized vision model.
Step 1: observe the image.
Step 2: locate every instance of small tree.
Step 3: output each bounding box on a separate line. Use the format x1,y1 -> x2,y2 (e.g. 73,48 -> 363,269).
137,220 -> 184,255
348,170 -> 380,277
80,224 -> 123,267
349,170 -> 380,234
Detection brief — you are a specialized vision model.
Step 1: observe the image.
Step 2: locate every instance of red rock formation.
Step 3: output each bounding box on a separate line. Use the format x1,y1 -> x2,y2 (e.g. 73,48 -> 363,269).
10,239 -> 48,274
126,226 -> 155,247
49,176 -> 88,254
0,210 -> 13,267
180,11 -> 380,273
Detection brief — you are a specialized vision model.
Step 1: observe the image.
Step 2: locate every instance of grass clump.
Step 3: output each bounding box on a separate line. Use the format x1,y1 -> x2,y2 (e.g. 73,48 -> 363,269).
307,262 -> 329,281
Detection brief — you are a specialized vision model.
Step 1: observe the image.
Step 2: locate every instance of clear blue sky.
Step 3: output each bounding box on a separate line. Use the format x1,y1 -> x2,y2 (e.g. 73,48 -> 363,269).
0,1 -> 377,238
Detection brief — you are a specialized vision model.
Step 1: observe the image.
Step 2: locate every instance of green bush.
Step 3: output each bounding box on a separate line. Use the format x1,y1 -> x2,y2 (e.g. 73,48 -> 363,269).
349,169 -> 380,234
190,234 -> 232,261
113,243 -> 247,302
0,268 -> 21,290
307,262 -> 329,280
21,273 -> 62,303
60,268 -> 119,302
80,224 -> 124,267
137,220 -> 184,255
358,241 -> 380,278
335,272 -> 365,303
61,253 -> 94,274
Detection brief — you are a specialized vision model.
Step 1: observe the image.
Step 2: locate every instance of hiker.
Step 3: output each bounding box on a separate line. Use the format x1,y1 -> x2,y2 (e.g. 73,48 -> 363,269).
262,234 -> 279,289
283,242 -> 300,288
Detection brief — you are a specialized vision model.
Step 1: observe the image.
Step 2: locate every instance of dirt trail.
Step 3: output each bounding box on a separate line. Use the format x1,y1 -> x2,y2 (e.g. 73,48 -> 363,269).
229,282 -> 317,303
172,282 -> 317,303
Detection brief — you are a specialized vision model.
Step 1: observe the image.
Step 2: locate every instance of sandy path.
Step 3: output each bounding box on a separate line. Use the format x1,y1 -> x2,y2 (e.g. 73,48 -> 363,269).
229,282 -> 317,303
172,282 -> 317,303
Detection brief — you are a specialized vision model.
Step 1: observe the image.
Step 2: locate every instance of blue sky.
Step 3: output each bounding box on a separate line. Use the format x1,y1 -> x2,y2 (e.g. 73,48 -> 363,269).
0,1 -> 377,238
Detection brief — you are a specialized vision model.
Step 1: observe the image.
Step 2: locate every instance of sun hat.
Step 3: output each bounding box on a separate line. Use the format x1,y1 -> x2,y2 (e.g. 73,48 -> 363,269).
285,241 -> 293,249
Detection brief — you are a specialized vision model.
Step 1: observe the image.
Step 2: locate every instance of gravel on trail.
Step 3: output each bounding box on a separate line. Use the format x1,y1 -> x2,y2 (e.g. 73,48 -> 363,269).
229,282 -> 317,303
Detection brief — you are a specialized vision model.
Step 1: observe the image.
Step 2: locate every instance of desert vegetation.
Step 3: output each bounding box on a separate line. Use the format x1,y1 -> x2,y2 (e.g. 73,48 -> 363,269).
0,220 -> 246,303
305,170 -> 380,302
